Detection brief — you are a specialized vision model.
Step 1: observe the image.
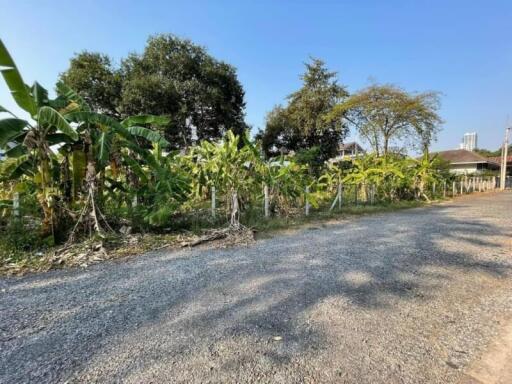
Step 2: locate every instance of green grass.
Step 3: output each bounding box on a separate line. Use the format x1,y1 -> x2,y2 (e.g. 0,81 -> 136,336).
244,200 -> 425,234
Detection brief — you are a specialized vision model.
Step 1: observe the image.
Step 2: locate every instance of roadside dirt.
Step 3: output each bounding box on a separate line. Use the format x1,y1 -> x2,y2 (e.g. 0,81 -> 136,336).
460,316 -> 512,384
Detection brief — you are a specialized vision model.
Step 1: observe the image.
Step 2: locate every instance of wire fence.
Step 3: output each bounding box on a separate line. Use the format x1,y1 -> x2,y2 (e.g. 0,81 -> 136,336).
205,175 -> 510,222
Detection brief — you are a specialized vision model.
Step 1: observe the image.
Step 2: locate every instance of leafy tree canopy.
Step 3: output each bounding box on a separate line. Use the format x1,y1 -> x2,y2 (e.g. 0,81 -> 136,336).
257,58 -> 349,169
59,52 -> 122,117
59,34 -> 247,148
474,145 -> 511,157
329,84 -> 442,156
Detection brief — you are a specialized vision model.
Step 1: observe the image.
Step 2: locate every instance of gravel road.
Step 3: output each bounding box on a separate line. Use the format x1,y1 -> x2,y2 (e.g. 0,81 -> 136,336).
1,192 -> 511,384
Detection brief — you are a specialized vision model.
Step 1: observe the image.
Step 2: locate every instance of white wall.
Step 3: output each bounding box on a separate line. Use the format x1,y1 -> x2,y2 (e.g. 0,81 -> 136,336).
449,164 -> 480,175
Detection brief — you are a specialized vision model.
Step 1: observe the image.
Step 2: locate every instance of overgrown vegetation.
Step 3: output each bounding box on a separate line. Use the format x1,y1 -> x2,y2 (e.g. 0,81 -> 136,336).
0,38 -> 465,275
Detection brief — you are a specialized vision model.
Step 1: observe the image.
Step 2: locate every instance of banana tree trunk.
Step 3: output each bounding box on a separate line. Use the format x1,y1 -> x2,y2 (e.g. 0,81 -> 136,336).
230,189 -> 240,228
85,134 -> 102,234
418,179 -> 431,202
37,143 -> 55,240
61,154 -> 72,204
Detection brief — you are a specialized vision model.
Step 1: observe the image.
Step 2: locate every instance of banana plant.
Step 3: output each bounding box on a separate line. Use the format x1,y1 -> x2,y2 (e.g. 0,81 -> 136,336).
0,40 -> 79,237
60,110 -> 172,236
409,153 -> 444,201
1,39 -> 172,239
185,130 -> 260,226
343,154 -> 405,201
128,143 -> 190,227
256,155 -> 310,215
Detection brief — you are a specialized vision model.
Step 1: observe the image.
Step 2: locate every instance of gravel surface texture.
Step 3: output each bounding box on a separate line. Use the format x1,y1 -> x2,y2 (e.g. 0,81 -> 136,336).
1,192 -> 511,384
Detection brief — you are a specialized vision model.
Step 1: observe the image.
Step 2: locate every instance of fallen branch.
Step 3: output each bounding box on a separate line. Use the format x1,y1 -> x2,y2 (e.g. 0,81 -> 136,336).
180,225 -> 253,248
181,230 -> 228,247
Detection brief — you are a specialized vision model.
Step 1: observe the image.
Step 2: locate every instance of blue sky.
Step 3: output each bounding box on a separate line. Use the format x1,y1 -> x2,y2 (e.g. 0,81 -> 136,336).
1,0 -> 511,151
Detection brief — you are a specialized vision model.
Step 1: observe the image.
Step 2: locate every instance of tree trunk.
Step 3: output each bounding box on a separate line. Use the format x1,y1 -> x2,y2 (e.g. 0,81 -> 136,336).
383,136 -> 389,157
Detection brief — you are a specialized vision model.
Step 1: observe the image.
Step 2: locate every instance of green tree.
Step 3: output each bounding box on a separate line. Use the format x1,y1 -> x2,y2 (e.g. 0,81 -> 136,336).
59,52 -> 122,117
59,34 -> 247,148
475,145 -> 511,157
257,58 -> 349,168
120,34 -> 247,147
330,84 -> 442,156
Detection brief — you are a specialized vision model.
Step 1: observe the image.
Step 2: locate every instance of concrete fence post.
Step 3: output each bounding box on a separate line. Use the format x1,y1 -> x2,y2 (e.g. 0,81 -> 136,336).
13,192 -> 19,218
211,186 -> 216,218
305,186 -> 310,216
452,181 -> 456,196
338,183 -> 343,209
330,183 -> 342,212
264,184 -> 269,218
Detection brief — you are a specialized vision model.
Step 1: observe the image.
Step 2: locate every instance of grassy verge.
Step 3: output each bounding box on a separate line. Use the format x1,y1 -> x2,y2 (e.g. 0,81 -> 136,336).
248,200 -> 424,235
0,200 -> 426,276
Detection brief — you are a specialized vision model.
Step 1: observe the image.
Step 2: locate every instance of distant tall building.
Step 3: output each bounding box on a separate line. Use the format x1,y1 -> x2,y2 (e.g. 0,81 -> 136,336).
460,132 -> 477,151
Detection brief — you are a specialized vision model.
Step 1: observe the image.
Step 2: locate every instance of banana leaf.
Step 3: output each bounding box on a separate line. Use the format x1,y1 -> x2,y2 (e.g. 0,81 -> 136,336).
0,118 -> 28,147
126,126 -> 169,147
121,115 -> 170,127
38,106 -> 78,141
0,39 -> 37,116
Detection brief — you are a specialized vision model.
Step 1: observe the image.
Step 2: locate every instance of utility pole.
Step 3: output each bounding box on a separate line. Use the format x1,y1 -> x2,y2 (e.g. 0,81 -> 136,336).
500,127 -> 511,190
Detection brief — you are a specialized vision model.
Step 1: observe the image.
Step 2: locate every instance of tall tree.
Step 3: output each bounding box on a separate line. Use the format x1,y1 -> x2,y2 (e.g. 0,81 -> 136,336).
329,84 -> 442,156
59,52 -> 122,117
59,34 -> 247,148
120,34 -> 247,147
257,58 -> 349,167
